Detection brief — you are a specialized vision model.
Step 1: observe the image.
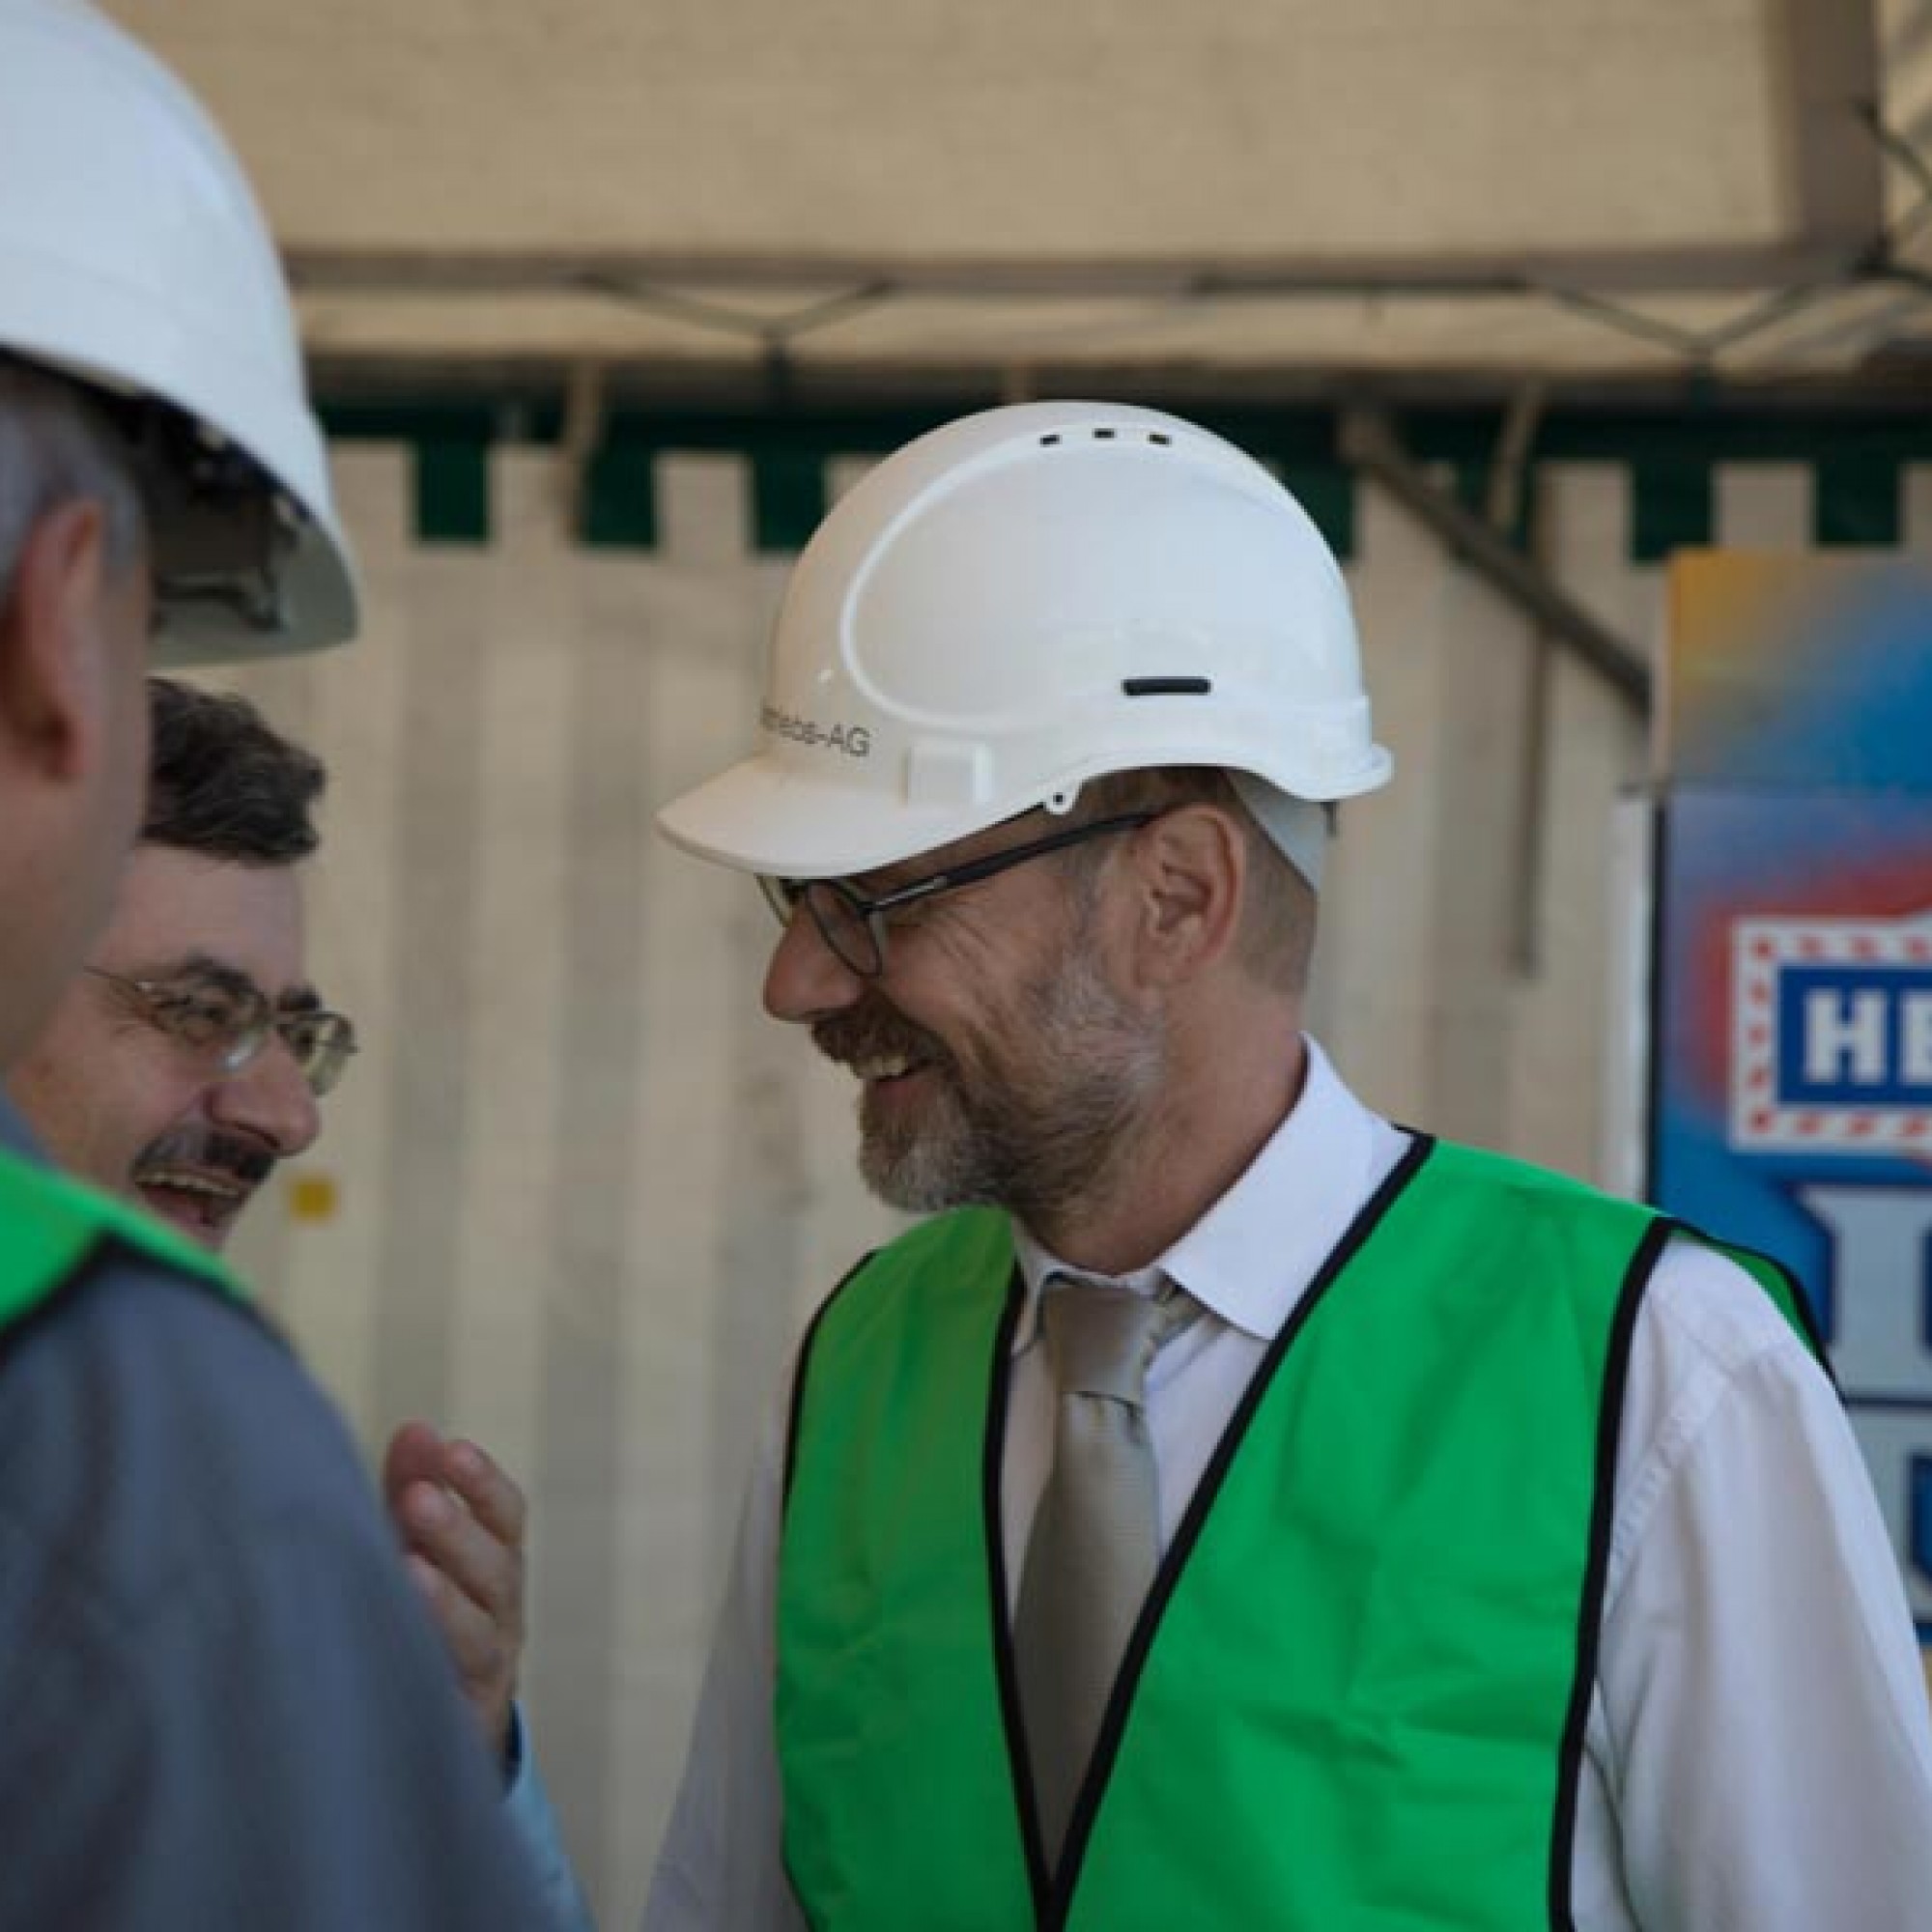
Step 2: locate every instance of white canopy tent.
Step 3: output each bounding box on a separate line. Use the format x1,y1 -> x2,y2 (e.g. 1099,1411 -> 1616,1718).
116,0 -> 1932,398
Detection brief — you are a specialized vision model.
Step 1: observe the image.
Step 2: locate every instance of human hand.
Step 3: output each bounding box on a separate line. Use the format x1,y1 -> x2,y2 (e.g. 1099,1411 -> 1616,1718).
383,1419 -> 528,1762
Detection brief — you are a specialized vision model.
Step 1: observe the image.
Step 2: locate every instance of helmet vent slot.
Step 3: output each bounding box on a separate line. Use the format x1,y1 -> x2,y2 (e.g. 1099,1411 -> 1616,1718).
1122,677 -> 1212,697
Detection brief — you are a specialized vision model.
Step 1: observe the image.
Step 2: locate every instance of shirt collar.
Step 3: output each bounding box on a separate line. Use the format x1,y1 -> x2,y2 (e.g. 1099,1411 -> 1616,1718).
1009,1036 -> 1392,1352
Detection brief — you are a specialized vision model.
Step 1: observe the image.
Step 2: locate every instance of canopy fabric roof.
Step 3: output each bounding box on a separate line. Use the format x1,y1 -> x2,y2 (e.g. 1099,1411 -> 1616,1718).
116,0 -> 1932,396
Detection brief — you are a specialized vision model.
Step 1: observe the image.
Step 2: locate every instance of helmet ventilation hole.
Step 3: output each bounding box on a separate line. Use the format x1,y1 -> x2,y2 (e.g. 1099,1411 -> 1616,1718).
1035,427 -> 1172,447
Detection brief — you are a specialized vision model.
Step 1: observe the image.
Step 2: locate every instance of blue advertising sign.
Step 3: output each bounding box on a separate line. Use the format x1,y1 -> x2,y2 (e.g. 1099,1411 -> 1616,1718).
1650,554 -> 1932,1638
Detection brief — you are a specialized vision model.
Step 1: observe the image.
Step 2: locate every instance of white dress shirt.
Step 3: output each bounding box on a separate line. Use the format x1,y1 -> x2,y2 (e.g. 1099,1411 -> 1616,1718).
644,1039 -> 1932,1930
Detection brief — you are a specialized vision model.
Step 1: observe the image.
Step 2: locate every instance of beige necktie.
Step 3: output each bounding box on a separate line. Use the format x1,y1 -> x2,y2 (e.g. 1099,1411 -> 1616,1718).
1015,1275 -> 1194,1865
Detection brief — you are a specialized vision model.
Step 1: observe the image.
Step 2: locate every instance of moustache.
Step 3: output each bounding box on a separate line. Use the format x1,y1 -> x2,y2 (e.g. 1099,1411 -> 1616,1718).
812,999 -> 952,1074
132,1124 -> 276,1189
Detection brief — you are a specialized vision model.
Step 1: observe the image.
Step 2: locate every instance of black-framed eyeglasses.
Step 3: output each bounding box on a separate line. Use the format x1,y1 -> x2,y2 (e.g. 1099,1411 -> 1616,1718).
757,810 -> 1158,979
84,966 -> 358,1097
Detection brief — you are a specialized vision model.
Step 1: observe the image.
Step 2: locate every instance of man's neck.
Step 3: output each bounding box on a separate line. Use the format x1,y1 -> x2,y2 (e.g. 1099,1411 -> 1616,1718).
1025,1011 -> 1308,1278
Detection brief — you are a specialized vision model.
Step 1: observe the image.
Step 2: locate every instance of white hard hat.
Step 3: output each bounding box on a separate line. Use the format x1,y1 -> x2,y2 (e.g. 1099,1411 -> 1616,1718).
658,401 -> 1390,886
0,0 -> 356,659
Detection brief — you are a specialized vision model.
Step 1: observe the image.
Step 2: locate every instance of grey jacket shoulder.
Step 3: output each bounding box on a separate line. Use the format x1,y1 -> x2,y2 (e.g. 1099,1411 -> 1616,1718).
0,1250 -> 553,1930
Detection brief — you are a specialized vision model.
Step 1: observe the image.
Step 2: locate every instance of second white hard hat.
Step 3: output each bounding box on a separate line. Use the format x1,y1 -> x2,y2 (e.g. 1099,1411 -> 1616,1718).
0,0 -> 356,659
658,401 -> 1389,885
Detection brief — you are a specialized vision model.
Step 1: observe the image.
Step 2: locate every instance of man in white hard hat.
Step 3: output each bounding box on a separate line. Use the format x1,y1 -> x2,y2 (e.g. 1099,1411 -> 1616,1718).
641,402 -> 1932,1928
0,3 -> 555,1921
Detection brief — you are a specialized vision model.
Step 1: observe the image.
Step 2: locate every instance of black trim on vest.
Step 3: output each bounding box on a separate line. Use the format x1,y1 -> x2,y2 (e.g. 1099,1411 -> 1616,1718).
1674,1218 -> 1837,1391
1761,1243 -> 1832,1371
781,1248 -> 879,1517
1639,797 -> 1668,1202
0,1230 -> 279,1377
1042,1130 -> 1437,1928
1546,1212 -> 1667,1932
980,1266 -> 1055,1918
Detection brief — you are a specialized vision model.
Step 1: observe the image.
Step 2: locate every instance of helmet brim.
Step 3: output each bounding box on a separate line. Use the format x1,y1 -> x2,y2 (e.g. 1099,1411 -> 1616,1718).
5,326 -> 360,662
657,753 -> 1004,880
150,515 -> 359,666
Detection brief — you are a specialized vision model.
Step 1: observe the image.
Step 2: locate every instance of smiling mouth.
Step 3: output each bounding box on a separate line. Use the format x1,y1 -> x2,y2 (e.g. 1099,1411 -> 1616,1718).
850,1051 -> 931,1083
133,1167 -> 253,1248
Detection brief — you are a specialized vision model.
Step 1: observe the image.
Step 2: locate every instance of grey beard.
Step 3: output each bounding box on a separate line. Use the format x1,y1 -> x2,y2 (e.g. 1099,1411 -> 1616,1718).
856,949 -> 1162,1230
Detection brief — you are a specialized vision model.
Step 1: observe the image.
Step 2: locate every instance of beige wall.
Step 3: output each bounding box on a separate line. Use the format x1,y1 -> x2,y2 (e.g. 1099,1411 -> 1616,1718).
205,444 -> 1931,1923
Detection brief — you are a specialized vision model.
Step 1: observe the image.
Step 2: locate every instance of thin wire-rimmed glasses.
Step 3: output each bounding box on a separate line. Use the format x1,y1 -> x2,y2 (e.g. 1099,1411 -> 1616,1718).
757,810 -> 1158,979
84,966 -> 358,1097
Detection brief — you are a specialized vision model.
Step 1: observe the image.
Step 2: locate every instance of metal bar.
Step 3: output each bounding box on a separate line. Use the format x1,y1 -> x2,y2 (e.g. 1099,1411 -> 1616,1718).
1863,105 -> 1932,203
1511,559 -> 1555,979
1775,0 -> 1886,249
1537,288 -> 1710,358
286,242 -> 1864,303
1861,104 -> 1932,251
1338,408 -> 1650,712
578,274 -> 893,346
554,359 -> 606,529
573,277 -> 778,341
302,350 -> 1932,413
1694,275 -> 1856,355
1486,382 -> 1547,532
1492,387 -> 1554,978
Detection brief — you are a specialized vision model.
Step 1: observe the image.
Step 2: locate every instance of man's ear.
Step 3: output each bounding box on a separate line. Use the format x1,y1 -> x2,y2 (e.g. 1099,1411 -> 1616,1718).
1122,804 -> 1246,988
0,498 -> 118,783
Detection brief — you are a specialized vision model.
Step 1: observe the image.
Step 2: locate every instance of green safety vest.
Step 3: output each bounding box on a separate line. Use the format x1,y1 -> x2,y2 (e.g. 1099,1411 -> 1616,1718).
0,1141 -> 242,1335
776,1135 -> 1817,1932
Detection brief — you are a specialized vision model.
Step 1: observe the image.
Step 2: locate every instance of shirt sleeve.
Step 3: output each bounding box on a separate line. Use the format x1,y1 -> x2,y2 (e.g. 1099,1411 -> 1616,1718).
1592,1237 -> 1932,1931
642,1405 -> 803,1932
500,1704 -> 599,1931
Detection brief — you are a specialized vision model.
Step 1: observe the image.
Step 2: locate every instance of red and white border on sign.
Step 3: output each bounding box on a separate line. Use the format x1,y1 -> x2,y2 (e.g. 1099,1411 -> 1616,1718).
1730,912 -> 1932,1153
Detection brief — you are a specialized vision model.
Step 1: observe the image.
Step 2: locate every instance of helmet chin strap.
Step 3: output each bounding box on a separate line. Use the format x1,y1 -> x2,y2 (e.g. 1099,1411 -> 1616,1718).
1227,774 -> 1328,893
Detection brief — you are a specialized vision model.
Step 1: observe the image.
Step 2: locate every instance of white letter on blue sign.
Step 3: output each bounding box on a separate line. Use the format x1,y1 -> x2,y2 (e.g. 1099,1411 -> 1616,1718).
1803,989 -> 1889,1085
1797,1185 -> 1932,1392
1797,1185 -> 1932,1621
1904,993 -> 1932,1086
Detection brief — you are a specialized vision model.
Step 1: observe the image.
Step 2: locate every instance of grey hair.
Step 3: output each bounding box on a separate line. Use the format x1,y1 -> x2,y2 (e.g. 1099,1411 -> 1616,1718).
0,358 -> 146,611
